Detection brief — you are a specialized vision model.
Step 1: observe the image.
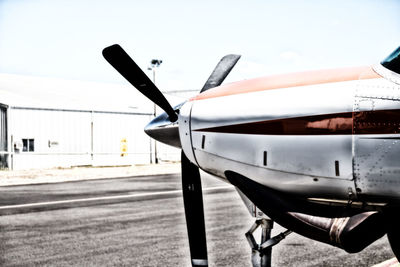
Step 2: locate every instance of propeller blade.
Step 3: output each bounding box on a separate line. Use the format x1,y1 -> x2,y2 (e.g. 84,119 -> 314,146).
200,54 -> 241,93
181,151 -> 208,267
102,44 -> 178,122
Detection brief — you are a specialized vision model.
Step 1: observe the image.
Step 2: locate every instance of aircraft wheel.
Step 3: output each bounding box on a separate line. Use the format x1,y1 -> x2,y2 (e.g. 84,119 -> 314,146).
388,226 -> 400,261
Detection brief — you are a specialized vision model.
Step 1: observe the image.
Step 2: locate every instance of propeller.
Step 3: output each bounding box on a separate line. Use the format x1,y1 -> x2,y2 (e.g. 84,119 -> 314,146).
181,151 -> 208,266
102,44 -> 240,266
102,44 -> 178,122
200,54 -> 241,93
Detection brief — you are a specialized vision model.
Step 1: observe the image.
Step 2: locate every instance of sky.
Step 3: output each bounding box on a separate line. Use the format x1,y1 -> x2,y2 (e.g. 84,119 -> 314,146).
0,0 -> 399,92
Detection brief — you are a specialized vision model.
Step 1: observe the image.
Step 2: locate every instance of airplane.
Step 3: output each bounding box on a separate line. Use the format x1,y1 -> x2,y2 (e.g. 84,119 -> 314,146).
103,44 -> 400,267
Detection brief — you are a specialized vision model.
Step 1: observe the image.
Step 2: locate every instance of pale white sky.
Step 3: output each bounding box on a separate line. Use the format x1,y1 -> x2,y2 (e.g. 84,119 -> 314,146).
0,0 -> 399,92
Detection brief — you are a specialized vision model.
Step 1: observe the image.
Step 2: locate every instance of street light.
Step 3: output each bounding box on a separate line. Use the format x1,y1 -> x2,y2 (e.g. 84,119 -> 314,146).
148,59 -> 162,164
148,59 -> 163,85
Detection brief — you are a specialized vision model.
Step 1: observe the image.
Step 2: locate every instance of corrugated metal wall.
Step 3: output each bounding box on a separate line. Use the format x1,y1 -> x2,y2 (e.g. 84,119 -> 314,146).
8,107 -> 178,170
0,105 -> 7,168
10,108 -> 92,169
92,112 -> 152,166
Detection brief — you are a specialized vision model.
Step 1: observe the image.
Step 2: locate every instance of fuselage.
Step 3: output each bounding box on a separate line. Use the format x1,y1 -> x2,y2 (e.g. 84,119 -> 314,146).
178,63 -> 400,205
104,44 -> 400,260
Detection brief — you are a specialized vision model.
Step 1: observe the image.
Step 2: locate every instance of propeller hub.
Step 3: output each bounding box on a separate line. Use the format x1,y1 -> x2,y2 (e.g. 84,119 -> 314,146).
144,111 -> 181,148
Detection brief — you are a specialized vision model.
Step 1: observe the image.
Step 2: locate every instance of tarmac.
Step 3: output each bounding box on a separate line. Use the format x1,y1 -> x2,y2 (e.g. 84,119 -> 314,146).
0,163 -> 181,186
1,163 -> 399,266
372,258 -> 400,267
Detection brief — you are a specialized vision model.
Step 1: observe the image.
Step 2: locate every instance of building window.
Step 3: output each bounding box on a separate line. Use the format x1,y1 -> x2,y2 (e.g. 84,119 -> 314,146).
22,139 -> 34,152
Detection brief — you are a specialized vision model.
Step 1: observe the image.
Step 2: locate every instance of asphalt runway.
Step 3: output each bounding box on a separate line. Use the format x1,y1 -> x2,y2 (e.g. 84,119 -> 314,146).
0,173 -> 396,266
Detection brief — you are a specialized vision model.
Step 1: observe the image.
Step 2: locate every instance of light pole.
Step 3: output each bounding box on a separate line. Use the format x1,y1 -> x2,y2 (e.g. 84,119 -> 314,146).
148,59 -> 162,164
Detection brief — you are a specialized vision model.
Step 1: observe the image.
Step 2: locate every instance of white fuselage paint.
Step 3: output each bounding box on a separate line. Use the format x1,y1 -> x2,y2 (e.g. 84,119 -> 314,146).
179,65 -> 400,202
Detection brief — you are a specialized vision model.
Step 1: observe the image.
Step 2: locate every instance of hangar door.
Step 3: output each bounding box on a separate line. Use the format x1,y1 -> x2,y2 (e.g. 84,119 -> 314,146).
0,105 -> 7,168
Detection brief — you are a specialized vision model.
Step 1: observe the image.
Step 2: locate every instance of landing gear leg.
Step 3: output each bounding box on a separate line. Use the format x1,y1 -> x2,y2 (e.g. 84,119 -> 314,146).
246,219 -> 292,267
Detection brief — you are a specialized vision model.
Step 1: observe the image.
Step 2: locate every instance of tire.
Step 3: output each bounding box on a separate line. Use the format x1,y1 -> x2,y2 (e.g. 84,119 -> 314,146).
388,227 -> 400,261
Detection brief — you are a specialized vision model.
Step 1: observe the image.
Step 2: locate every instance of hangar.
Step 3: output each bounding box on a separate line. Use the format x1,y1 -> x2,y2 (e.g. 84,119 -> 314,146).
0,74 -> 182,170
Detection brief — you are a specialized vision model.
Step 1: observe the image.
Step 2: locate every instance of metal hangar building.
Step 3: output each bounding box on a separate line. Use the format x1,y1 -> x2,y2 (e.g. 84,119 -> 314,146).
0,74 -> 181,170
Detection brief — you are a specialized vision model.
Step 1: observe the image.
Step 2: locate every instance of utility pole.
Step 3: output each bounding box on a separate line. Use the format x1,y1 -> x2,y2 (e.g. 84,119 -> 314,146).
148,59 -> 162,164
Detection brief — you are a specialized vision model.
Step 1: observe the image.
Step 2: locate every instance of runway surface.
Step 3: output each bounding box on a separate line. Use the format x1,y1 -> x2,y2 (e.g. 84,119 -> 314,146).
0,173 -> 396,266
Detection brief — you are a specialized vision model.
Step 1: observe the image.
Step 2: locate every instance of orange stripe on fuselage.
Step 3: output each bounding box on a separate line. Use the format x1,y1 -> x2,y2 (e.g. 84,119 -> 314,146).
190,66 -> 380,101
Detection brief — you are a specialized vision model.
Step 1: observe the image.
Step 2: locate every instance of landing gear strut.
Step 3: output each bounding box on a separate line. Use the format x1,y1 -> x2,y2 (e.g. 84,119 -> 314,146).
246,218 -> 292,267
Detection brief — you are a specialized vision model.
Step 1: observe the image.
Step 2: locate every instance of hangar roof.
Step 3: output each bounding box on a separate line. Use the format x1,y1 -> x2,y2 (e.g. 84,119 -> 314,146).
0,74 -> 187,114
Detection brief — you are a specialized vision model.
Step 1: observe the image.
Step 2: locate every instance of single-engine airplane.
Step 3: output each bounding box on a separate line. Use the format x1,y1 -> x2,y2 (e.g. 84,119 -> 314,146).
103,44 -> 400,266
